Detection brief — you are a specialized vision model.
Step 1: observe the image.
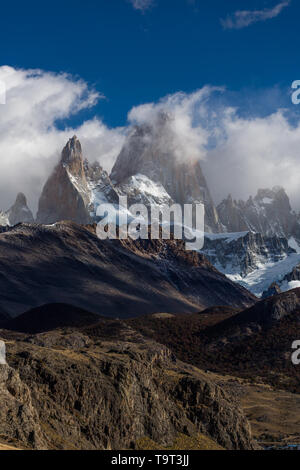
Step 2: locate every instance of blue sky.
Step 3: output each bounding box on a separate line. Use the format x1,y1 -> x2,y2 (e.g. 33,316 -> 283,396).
1,0 -> 300,213
0,0 -> 297,126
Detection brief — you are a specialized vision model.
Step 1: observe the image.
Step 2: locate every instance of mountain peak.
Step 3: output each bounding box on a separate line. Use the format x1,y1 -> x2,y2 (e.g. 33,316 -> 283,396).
61,136 -> 84,177
7,192 -> 34,226
15,192 -> 27,206
110,120 -> 222,232
254,186 -> 287,202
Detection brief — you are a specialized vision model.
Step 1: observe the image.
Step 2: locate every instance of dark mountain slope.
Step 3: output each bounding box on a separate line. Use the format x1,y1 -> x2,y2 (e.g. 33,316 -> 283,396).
4,303 -> 99,334
0,222 -> 256,317
127,294 -> 300,393
206,288 -> 300,340
0,310 -> 10,326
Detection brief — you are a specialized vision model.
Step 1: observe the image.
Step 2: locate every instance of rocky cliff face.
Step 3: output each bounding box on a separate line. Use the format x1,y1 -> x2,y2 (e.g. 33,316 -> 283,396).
36,136 -> 118,225
7,193 -> 34,226
0,363 -> 46,449
0,315 -> 257,450
217,187 -> 300,239
111,116 -> 222,232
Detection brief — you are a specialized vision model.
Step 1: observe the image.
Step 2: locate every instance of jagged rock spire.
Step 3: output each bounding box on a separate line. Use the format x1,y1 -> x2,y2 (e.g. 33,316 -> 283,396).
36,136 -> 118,225
36,137 -> 91,225
61,136 -> 85,179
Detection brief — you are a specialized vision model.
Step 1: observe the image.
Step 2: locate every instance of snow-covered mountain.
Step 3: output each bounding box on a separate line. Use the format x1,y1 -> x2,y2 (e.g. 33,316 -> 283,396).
202,231 -> 300,297
203,231 -> 293,276
4,133 -> 300,299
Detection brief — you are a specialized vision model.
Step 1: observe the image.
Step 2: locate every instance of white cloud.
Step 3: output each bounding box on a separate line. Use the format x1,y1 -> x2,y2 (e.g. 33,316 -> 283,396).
221,1 -> 290,30
0,66 -> 125,214
128,0 -> 154,12
1,65 -> 300,220
128,86 -> 223,162
202,108 -> 300,209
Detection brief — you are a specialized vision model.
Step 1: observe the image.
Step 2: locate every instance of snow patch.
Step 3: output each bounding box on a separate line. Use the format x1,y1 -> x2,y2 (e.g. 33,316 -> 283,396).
127,174 -> 171,200
226,252 -> 300,297
280,280 -> 300,292
205,231 -> 250,243
261,197 -> 273,204
289,237 -> 300,254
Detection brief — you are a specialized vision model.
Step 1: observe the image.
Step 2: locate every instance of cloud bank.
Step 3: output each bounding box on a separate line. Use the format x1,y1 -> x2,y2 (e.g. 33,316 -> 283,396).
221,1 -> 290,30
127,87 -> 300,211
0,66 -> 125,213
127,87 -> 222,162
1,65 -> 300,217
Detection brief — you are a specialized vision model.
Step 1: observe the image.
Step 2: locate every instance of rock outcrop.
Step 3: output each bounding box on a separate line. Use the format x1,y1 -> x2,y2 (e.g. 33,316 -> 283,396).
261,282 -> 282,299
0,364 -> 46,449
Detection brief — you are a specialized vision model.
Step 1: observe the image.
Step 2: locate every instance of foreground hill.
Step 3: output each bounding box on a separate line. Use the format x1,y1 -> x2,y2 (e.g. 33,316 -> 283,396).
0,310 -> 10,325
0,222 -> 255,317
0,312 -> 257,450
4,303 -> 100,334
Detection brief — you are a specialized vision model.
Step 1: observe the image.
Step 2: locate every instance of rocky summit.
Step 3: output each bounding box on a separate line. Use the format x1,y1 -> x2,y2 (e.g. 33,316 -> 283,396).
111,115 -> 222,232
36,136 -> 118,225
7,192 -> 34,226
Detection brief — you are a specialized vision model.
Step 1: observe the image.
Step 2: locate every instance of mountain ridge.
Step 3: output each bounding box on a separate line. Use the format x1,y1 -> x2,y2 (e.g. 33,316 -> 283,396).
0,221 -> 255,317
